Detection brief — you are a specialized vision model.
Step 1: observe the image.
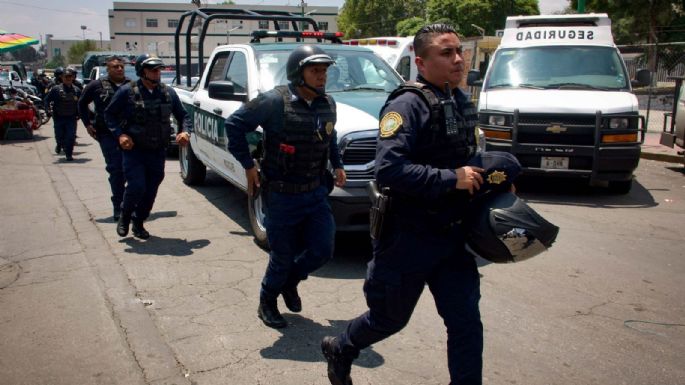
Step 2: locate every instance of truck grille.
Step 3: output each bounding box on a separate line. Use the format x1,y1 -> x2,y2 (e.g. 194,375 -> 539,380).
517,114 -> 596,146
340,135 -> 376,181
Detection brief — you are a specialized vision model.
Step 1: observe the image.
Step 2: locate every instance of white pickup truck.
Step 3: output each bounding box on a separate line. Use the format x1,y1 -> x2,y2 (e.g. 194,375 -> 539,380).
172,10 -> 403,245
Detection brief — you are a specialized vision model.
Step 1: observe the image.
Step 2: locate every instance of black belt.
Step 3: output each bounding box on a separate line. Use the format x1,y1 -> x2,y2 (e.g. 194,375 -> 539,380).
267,179 -> 320,194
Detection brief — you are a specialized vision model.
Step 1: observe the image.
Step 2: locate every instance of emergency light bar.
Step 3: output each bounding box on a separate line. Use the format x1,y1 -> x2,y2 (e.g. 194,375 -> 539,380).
343,39 -> 401,47
250,30 -> 343,43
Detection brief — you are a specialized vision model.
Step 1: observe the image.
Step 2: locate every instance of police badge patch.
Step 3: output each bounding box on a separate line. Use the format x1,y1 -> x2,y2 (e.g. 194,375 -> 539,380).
487,170 -> 507,185
379,112 -> 403,138
325,121 -> 334,135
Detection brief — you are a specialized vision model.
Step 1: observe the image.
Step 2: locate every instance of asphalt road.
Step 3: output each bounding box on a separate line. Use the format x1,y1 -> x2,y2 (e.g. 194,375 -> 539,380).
1,124 -> 683,385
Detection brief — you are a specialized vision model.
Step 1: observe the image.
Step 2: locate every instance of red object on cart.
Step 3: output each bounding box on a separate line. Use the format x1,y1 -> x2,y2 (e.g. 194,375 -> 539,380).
0,108 -> 36,139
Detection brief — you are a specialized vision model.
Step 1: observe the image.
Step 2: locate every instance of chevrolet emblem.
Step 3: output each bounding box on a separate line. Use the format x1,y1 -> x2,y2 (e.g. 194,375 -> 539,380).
546,124 -> 567,134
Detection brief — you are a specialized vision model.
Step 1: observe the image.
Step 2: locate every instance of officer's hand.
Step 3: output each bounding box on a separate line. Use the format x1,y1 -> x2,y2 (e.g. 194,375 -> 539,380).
245,167 -> 260,197
510,183 -> 516,194
334,168 -> 346,187
456,166 -> 485,195
176,131 -> 190,147
86,124 -> 96,139
119,134 -> 134,150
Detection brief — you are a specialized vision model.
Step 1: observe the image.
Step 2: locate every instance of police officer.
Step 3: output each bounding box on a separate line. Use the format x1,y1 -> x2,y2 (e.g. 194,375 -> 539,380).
105,54 -> 191,239
78,56 -> 131,220
44,66 -> 81,161
322,24 -> 486,385
226,45 -> 346,329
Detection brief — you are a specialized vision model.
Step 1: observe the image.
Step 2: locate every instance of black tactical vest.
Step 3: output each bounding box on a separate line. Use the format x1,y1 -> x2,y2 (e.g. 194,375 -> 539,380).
126,82 -> 172,150
93,78 -> 119,129
55,84 -> 79,117
261,86 -> 336,180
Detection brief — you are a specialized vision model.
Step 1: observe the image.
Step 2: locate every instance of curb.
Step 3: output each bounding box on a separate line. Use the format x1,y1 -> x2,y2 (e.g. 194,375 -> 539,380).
640,151 -> 684,164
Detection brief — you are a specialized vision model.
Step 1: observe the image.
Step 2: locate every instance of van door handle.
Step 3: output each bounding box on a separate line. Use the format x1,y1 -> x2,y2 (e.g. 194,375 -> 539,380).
193,101 -> 201,107
213,107 -> 223,115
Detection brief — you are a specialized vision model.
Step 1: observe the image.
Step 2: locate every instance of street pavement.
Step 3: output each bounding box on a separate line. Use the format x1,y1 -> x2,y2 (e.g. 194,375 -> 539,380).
1,121 -> 684,385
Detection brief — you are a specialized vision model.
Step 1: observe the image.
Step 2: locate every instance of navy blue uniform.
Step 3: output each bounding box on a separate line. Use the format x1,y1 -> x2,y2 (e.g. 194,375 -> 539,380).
45,84 -> 81,159
335,75 -> 483,384
105,79 -> 191,221
78,76 -> 131,216
227,84 -> 343,303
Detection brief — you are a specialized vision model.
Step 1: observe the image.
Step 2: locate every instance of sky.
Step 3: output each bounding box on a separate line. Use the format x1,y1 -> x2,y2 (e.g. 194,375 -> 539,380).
0,0 -> 570,44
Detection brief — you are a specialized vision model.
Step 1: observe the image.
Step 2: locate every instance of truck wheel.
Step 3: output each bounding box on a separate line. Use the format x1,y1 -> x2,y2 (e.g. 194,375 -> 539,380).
179,144 -> 206,185
248,188 -> 270,250
609,180 -> 632,194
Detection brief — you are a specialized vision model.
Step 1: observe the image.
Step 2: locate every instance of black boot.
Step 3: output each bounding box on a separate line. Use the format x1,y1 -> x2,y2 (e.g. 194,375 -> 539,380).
131,219 -> 150,239
257,299 -> 287,329
281,285 -> 302,313
54,144 -> 61,154
113,207 -> 122,221
116,212 -> 131,237
321,336 -> 358,385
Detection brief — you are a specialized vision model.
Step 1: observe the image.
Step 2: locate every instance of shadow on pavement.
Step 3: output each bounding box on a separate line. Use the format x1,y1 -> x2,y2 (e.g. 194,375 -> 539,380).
260,314 -> 384,369
53,157 -> 92,164
665,165 -> 685,174
313,232 -> 371,280
148,210 -> 178,221
187,172 -> 253,233
516,175 -> 658,209
120,236 -> 210,256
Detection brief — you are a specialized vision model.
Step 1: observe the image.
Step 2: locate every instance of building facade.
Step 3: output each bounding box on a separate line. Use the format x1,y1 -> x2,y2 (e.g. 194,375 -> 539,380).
108,1 -> 339,61
45,38 -> 112,62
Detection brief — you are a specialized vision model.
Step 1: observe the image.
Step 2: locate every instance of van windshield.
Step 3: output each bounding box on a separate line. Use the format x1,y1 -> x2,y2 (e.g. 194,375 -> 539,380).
255,48 -> 402,93
485,46 -> 629,91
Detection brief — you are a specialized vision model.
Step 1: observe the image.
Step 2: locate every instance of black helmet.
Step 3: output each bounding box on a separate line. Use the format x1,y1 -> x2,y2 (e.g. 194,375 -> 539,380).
135,53 -> 165,76
465,192 -> 559,263
54,66 -> 64,78
64,67 -> 78,77
286,45 -> 334,85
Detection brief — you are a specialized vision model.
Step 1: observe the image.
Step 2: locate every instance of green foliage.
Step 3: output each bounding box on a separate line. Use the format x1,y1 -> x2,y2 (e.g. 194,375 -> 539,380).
426,0 -> 538,36
338,0 -> 427,38
45,54 -> 65,69
67,39 -> 98,65
9,46 -> 38,63
396,17 -> 427,37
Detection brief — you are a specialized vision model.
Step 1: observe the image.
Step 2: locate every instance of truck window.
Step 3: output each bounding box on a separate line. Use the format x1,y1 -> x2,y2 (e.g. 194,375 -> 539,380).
397,56 -> 411,81
205,52 -> 230,88
225,51 -> 248,93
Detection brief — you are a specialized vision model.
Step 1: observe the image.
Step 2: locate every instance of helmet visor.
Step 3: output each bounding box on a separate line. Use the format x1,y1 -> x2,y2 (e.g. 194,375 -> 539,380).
499,228 -> 548,262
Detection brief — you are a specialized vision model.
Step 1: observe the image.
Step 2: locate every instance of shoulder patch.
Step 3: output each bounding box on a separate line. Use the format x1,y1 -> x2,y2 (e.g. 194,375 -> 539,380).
379,112 -> 403,138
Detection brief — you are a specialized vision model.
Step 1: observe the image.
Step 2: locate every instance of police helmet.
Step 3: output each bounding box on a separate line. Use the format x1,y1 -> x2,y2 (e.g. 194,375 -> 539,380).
63,67 -> 78,77
135,53 -> 165,76
54,67 -> 64,78
286,45 -> 334,85
465,192 -> 559,263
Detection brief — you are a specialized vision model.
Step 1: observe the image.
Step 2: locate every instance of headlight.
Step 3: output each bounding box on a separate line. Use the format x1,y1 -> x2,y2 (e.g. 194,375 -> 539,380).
609,118 -> 629,129
488,115 -> 506,126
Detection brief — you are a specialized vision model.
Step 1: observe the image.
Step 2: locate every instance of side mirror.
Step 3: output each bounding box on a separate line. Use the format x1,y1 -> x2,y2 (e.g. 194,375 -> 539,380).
84,79 -> 91,85
208,81 -> 247,102
631,68 -> 651,88
467,70 -> 483,87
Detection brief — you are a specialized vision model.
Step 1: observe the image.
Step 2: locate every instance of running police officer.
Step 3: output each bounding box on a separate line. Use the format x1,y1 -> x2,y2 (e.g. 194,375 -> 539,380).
105,54 -> 191,239
322,24 -> 485,385
44,67 -> 81,161
226,45 -> 346,329
78,56 -> 131,220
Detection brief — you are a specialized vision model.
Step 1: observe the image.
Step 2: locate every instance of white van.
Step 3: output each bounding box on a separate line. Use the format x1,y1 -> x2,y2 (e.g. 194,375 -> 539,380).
344,37 -> 416,81
467,14 -> 650,193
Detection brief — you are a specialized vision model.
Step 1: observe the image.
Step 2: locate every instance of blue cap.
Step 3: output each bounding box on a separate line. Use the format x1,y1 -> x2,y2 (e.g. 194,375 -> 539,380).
467,151 -> 522,194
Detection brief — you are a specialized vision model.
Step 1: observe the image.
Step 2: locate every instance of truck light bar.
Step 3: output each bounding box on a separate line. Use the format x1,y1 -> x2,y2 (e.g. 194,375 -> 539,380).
250,30 -> 343,43
343,39 -> 400,47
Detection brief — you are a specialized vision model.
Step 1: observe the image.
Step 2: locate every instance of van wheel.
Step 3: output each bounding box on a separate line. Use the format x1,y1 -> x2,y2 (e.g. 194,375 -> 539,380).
248,188 -> 270,250
608,180 -> 632,194
179,144 -> 206,185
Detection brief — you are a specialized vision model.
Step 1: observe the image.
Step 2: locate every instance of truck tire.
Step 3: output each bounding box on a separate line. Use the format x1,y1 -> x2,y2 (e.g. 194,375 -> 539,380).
608,180 -> 632,194
248,188 -> 270,250
180,143 -> 206,185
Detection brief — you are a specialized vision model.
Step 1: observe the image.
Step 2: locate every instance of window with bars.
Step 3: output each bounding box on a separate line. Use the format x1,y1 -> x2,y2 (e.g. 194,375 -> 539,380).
146,19 -> 158,28
318,21 -> 328,30
168,19 -> 179,28
258,20 -> 269,29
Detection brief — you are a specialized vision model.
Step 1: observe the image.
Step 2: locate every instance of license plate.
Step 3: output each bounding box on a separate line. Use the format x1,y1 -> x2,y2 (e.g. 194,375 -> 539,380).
541,156 -> 569,169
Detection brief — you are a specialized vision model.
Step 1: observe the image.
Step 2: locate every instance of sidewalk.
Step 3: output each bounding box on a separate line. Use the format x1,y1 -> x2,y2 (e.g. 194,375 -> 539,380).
640,109 -> 683,164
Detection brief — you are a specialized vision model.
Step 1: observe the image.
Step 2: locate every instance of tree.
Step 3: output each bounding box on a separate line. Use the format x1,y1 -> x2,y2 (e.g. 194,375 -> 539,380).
67,39 -> 98,65
45,54 -> 65,69
396,17 -> 427,37
426,0 -> 538,36
337,0 -> 427,38
9,46 -> 38,63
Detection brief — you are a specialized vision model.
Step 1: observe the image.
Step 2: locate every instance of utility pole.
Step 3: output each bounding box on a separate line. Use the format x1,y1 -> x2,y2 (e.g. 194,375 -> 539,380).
577,0 -> 586,13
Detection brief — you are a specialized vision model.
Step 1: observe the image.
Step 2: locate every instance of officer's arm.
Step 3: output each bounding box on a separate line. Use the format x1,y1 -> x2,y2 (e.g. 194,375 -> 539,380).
226,92 -> 278,170
169,88 -> 192,133
78,82 -> 96,127
375,100 -> 458,200
43,88 -> 55,110
104,87 -> 128,138
328,129 -> 343,169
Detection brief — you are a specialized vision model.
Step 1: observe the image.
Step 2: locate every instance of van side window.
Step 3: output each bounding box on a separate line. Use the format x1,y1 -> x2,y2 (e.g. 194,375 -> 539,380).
225,51 -> 248,93
205,52 -> 230,88
397,56 -> 411,81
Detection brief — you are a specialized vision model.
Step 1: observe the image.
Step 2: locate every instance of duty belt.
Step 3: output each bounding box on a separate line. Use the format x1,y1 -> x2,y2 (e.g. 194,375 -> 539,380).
267,179 -> 320,194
